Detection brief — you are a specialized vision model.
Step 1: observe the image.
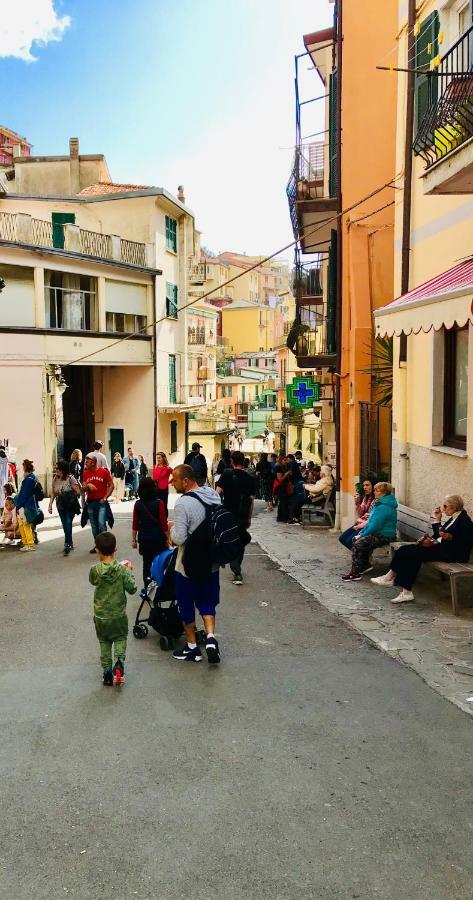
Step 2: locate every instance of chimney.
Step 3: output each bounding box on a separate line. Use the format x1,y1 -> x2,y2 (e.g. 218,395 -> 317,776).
69,137 -> 79,158
177,184 -> 185,203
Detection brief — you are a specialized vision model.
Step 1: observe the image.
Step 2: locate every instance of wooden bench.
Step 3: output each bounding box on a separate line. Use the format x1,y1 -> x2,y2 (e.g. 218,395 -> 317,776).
372,504 -> 473,616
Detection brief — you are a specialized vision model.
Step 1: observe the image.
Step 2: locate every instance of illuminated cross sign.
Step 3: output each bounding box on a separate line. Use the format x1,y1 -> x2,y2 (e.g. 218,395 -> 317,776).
286,376 -> 320,409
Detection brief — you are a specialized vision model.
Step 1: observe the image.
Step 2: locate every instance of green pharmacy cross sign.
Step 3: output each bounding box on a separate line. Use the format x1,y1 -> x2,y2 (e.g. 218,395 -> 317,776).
286,376 -> 320,409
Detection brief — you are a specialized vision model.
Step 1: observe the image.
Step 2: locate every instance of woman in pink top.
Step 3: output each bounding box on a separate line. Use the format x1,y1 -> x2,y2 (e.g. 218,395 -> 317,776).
152,451 -> 173,512
339,478 -> 375,550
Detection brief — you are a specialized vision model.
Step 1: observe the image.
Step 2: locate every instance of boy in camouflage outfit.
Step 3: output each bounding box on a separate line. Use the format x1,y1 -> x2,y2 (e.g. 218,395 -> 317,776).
89,531 -> 137,685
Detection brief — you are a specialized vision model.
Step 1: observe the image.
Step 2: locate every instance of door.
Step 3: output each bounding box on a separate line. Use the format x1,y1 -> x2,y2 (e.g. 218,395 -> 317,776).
52,212 -> 75,249
109,428 -> 124,460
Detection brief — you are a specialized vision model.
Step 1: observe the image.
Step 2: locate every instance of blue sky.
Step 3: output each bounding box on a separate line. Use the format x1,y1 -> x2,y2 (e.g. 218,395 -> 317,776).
2,0 -> 333,255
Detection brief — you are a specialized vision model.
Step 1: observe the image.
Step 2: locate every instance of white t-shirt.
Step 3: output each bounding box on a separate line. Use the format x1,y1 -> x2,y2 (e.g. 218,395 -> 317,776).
91,450 -> 109,470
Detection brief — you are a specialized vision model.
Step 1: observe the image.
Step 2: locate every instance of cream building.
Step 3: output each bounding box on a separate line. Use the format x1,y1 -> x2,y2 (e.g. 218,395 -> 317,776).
0,138 -> 216,484
374,1 -> 473,514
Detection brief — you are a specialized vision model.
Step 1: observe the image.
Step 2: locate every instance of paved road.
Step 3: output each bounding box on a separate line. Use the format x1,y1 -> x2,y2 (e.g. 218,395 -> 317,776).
2,507 -> 473,900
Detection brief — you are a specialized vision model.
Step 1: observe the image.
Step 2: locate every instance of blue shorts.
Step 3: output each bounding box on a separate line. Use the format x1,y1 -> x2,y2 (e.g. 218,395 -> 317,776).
174,571 -> 220,624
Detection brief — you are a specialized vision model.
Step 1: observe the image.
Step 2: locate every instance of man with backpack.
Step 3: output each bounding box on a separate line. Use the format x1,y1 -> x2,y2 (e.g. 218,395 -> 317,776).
183,442 -> 208,487
216,450 -> 255,585
169,463 -> 240,664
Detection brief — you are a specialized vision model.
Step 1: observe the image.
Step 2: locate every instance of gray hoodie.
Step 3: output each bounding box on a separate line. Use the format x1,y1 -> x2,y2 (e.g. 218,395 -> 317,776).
171,485 -> 221,577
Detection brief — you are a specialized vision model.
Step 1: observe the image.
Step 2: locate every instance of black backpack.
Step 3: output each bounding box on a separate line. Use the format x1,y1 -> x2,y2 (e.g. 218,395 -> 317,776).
33,479 -> 44,502
182,492 -> 242,582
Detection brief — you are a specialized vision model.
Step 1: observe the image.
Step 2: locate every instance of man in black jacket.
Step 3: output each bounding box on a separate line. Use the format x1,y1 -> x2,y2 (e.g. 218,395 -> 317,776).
216,450 -> 255,585
371,495 -> 473,604
184,443 -> 208,486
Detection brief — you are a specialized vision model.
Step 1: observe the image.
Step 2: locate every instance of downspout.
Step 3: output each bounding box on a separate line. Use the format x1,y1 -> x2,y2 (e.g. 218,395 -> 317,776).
397,0 -> 416,504
334,0 -> 343,531
152,274 -> 158,461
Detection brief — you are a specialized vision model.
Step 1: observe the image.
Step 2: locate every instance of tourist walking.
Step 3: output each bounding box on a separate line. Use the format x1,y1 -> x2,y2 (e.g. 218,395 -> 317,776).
256,452 -> 274,511
169,464 -> 221,664
89,531 -> 137,686
138,455 -> 148,480
124,447 -> 139,499
82,454 -> 114,552
69,449 -> 83,481
48,460 -> 81,555
14,459 -> 41,552
273,455 -> 292,523
131,476 -> 168,590
152,451 -> 173,511
214,448 -> 231,487
111,452 -> 125,501
90,441 -> 109,470
184,442 -> 208,486
216,450 -> 255,585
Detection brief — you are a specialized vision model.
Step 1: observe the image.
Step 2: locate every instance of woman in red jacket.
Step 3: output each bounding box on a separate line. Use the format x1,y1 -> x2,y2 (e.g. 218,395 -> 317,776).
152,451 -> 173,512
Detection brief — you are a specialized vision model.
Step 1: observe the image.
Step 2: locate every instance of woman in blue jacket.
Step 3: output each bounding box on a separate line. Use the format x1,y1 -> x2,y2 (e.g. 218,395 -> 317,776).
342,482 -> 398,581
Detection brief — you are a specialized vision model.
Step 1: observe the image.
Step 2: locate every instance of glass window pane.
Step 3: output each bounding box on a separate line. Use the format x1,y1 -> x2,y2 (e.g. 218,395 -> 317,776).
115,313 -> 125,332
454,329 -> 469,437
106,312 -> 114,332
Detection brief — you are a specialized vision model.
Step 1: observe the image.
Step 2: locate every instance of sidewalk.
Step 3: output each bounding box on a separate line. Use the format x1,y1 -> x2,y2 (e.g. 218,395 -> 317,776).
251,506 -> 473,717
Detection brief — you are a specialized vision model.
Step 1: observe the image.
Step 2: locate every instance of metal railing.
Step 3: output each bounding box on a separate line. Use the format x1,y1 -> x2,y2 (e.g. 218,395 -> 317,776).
286,141 -> 325,240
292,260 -> 323,298
81,228 -> 112,259
188,328 -> 206,345
414,23 -> 473,167
189,262 -> 208,284
287,303 -> 336,362
121,238 -> 146,267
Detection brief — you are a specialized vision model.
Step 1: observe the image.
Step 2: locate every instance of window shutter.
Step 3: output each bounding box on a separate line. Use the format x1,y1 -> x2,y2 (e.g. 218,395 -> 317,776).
415,11 -> 440,134
329,71 -> 338,198
166,282 -> 178,318
52,212 -> 75,249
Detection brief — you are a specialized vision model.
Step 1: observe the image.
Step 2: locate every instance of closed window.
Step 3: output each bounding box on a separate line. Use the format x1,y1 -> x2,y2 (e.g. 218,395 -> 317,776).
166,282 -> 178,319
444,326 -> 468,449
165,216 -> 177,253
228,385 -> 232,397
169,355 -> 177,404
222,386 -> 226,398
106,312 -> 147,333
414,12 -> 440,134
52,212 -> 75,249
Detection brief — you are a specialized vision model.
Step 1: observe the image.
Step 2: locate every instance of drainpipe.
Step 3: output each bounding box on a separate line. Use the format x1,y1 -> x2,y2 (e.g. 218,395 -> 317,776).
333,0 -> 343,531
152,275 -> 158,460
397,0 -> 416,504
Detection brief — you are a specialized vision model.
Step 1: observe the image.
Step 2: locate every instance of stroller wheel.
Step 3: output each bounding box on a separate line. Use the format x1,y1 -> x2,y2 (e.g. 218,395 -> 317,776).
196,629 -> 206,645
159,635 -> 171,651
133,624 -> 148,639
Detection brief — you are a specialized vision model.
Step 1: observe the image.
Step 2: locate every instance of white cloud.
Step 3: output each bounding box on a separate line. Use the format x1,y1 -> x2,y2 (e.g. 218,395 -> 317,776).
0,0 -> 71,62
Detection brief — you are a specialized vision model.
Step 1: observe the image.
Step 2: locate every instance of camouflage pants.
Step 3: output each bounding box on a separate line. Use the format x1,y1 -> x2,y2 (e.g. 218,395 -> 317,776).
94,615 -> 128,670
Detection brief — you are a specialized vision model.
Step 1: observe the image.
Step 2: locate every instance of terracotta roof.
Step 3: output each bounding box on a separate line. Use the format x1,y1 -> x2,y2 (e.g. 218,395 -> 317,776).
379,259 -> 473,313
303,28 -> 334,50
78,182 -> 153,196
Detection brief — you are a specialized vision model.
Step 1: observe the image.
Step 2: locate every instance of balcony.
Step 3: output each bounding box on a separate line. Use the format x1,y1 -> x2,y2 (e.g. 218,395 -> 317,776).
189,262 -> 208,284
292,260 -> 323,301
286,142 -> 336,251
414,24 -> 473,193
187,326 -> 216,346
0,211 -> 149,267
287,304 -> 337,369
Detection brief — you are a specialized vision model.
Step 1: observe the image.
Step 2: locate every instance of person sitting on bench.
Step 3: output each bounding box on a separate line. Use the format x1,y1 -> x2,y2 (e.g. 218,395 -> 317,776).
289,465 -> 334,524
371,494 -> 473,605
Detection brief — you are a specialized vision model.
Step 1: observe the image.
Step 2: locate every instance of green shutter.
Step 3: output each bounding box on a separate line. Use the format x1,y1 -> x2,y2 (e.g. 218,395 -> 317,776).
327,229 -> 337,354
222,385 -> 226,397
169,355 -> 177,404
329,71 -> 338,198
242,386 -> 246,402
415,11 -> 440,134
165,216 -> 177,253
166,282 -> 178,318
228,385 -> 232,397
52,212 -> 75,249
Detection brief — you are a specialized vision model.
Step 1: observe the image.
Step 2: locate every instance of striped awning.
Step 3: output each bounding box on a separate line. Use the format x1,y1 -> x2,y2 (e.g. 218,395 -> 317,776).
375,259 -> 473,337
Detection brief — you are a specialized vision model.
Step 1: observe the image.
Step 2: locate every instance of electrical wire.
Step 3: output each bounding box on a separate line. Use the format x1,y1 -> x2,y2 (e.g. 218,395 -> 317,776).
347,198 -> 397,227
65,171 -> 404,369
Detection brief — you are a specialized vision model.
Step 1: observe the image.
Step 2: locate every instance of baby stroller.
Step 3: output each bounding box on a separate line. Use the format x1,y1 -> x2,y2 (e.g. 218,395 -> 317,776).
132,548 -> 205,652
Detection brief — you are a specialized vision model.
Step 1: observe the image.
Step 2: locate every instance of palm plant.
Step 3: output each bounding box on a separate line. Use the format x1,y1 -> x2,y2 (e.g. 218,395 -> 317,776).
361,335 -> 393,407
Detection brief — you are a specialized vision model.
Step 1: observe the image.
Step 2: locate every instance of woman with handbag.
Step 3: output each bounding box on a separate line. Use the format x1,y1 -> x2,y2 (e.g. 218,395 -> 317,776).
131,476 -> 168,591
49,460 -> 81,555
371,494 -> 473,604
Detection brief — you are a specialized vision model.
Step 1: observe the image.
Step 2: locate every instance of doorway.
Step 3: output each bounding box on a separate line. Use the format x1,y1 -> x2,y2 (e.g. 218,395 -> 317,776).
60,366 -> 95,461
109,428 -> 125,460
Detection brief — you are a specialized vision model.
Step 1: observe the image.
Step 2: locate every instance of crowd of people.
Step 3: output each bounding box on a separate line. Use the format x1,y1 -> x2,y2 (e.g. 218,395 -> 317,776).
2,439 -> 473,687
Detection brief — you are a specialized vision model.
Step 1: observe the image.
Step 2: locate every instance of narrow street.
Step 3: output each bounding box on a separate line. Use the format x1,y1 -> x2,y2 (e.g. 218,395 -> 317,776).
2,505 -> 473,900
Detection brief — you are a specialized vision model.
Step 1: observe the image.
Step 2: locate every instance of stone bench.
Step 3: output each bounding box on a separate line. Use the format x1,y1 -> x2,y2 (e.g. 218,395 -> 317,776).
372,504 -> 473,617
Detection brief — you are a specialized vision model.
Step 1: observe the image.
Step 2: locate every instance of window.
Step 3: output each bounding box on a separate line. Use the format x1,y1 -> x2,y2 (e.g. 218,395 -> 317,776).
241,386 -> 246,402
46,271 -> 96,330
228,405 -> 233,413
169,354 -> 177,404
165,215 -> 177,253
106,312 -> 146,334
170,420 -> 178,454
415,12 -> 440,134
228,385 -> 232,397
166,282 -> 178,318
458,1 -> 471,38
444,326 -> 468,449
222,386 -> 226,398
52,212 -> 75,249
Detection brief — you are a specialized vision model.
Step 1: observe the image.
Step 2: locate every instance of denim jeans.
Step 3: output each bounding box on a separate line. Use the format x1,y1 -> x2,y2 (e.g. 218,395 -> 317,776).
339,526 -> 358,550
58,509 -> 74,546
87,500 -> 108,539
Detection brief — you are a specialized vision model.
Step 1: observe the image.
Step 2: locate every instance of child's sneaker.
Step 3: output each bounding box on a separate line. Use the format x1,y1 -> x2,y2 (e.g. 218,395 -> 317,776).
103,669 -> 113,686
113,658 -> 125,685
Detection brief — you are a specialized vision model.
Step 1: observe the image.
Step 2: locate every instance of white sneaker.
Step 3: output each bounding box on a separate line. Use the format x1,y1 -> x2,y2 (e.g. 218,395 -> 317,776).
19,545 -> 36,553
371,574 -> 395,586
391,591 -> 414,604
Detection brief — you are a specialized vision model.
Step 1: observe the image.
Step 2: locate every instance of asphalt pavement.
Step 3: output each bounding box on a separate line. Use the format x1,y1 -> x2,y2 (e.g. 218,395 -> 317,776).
2,504 -> 473,900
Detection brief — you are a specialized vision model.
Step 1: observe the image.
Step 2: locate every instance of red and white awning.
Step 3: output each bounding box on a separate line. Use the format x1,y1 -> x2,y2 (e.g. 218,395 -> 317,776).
375,259 -> 473,337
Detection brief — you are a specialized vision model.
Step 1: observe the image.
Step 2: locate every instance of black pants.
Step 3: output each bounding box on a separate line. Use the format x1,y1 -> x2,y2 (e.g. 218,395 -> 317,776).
156,488 -> 169,512
140,541 -> 166,588
391,543 -> 454,590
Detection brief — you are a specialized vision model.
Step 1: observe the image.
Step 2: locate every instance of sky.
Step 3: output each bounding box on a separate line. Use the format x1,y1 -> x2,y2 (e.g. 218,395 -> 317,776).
1,0 -> 333,257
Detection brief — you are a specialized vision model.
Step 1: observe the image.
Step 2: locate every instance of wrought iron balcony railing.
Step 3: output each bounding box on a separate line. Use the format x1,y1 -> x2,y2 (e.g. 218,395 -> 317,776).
286,141 -> 325,240
292,260 -> 323,299
188,327 -> 216,346
189,262 -> 208,284
414,23 -> 473,167
286,303 -> 336,368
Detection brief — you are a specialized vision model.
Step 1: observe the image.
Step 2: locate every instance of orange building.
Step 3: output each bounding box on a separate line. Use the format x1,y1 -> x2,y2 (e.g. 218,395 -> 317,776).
288,1 -> 398,527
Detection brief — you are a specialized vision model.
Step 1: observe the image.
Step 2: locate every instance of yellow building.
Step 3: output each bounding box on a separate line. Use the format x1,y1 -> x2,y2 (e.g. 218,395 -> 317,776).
220,301 -> 276,355
375,0 -> 473,515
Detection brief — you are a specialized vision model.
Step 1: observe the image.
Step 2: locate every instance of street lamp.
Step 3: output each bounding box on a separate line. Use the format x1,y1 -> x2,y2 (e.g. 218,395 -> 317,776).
46,365 -> 68,395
